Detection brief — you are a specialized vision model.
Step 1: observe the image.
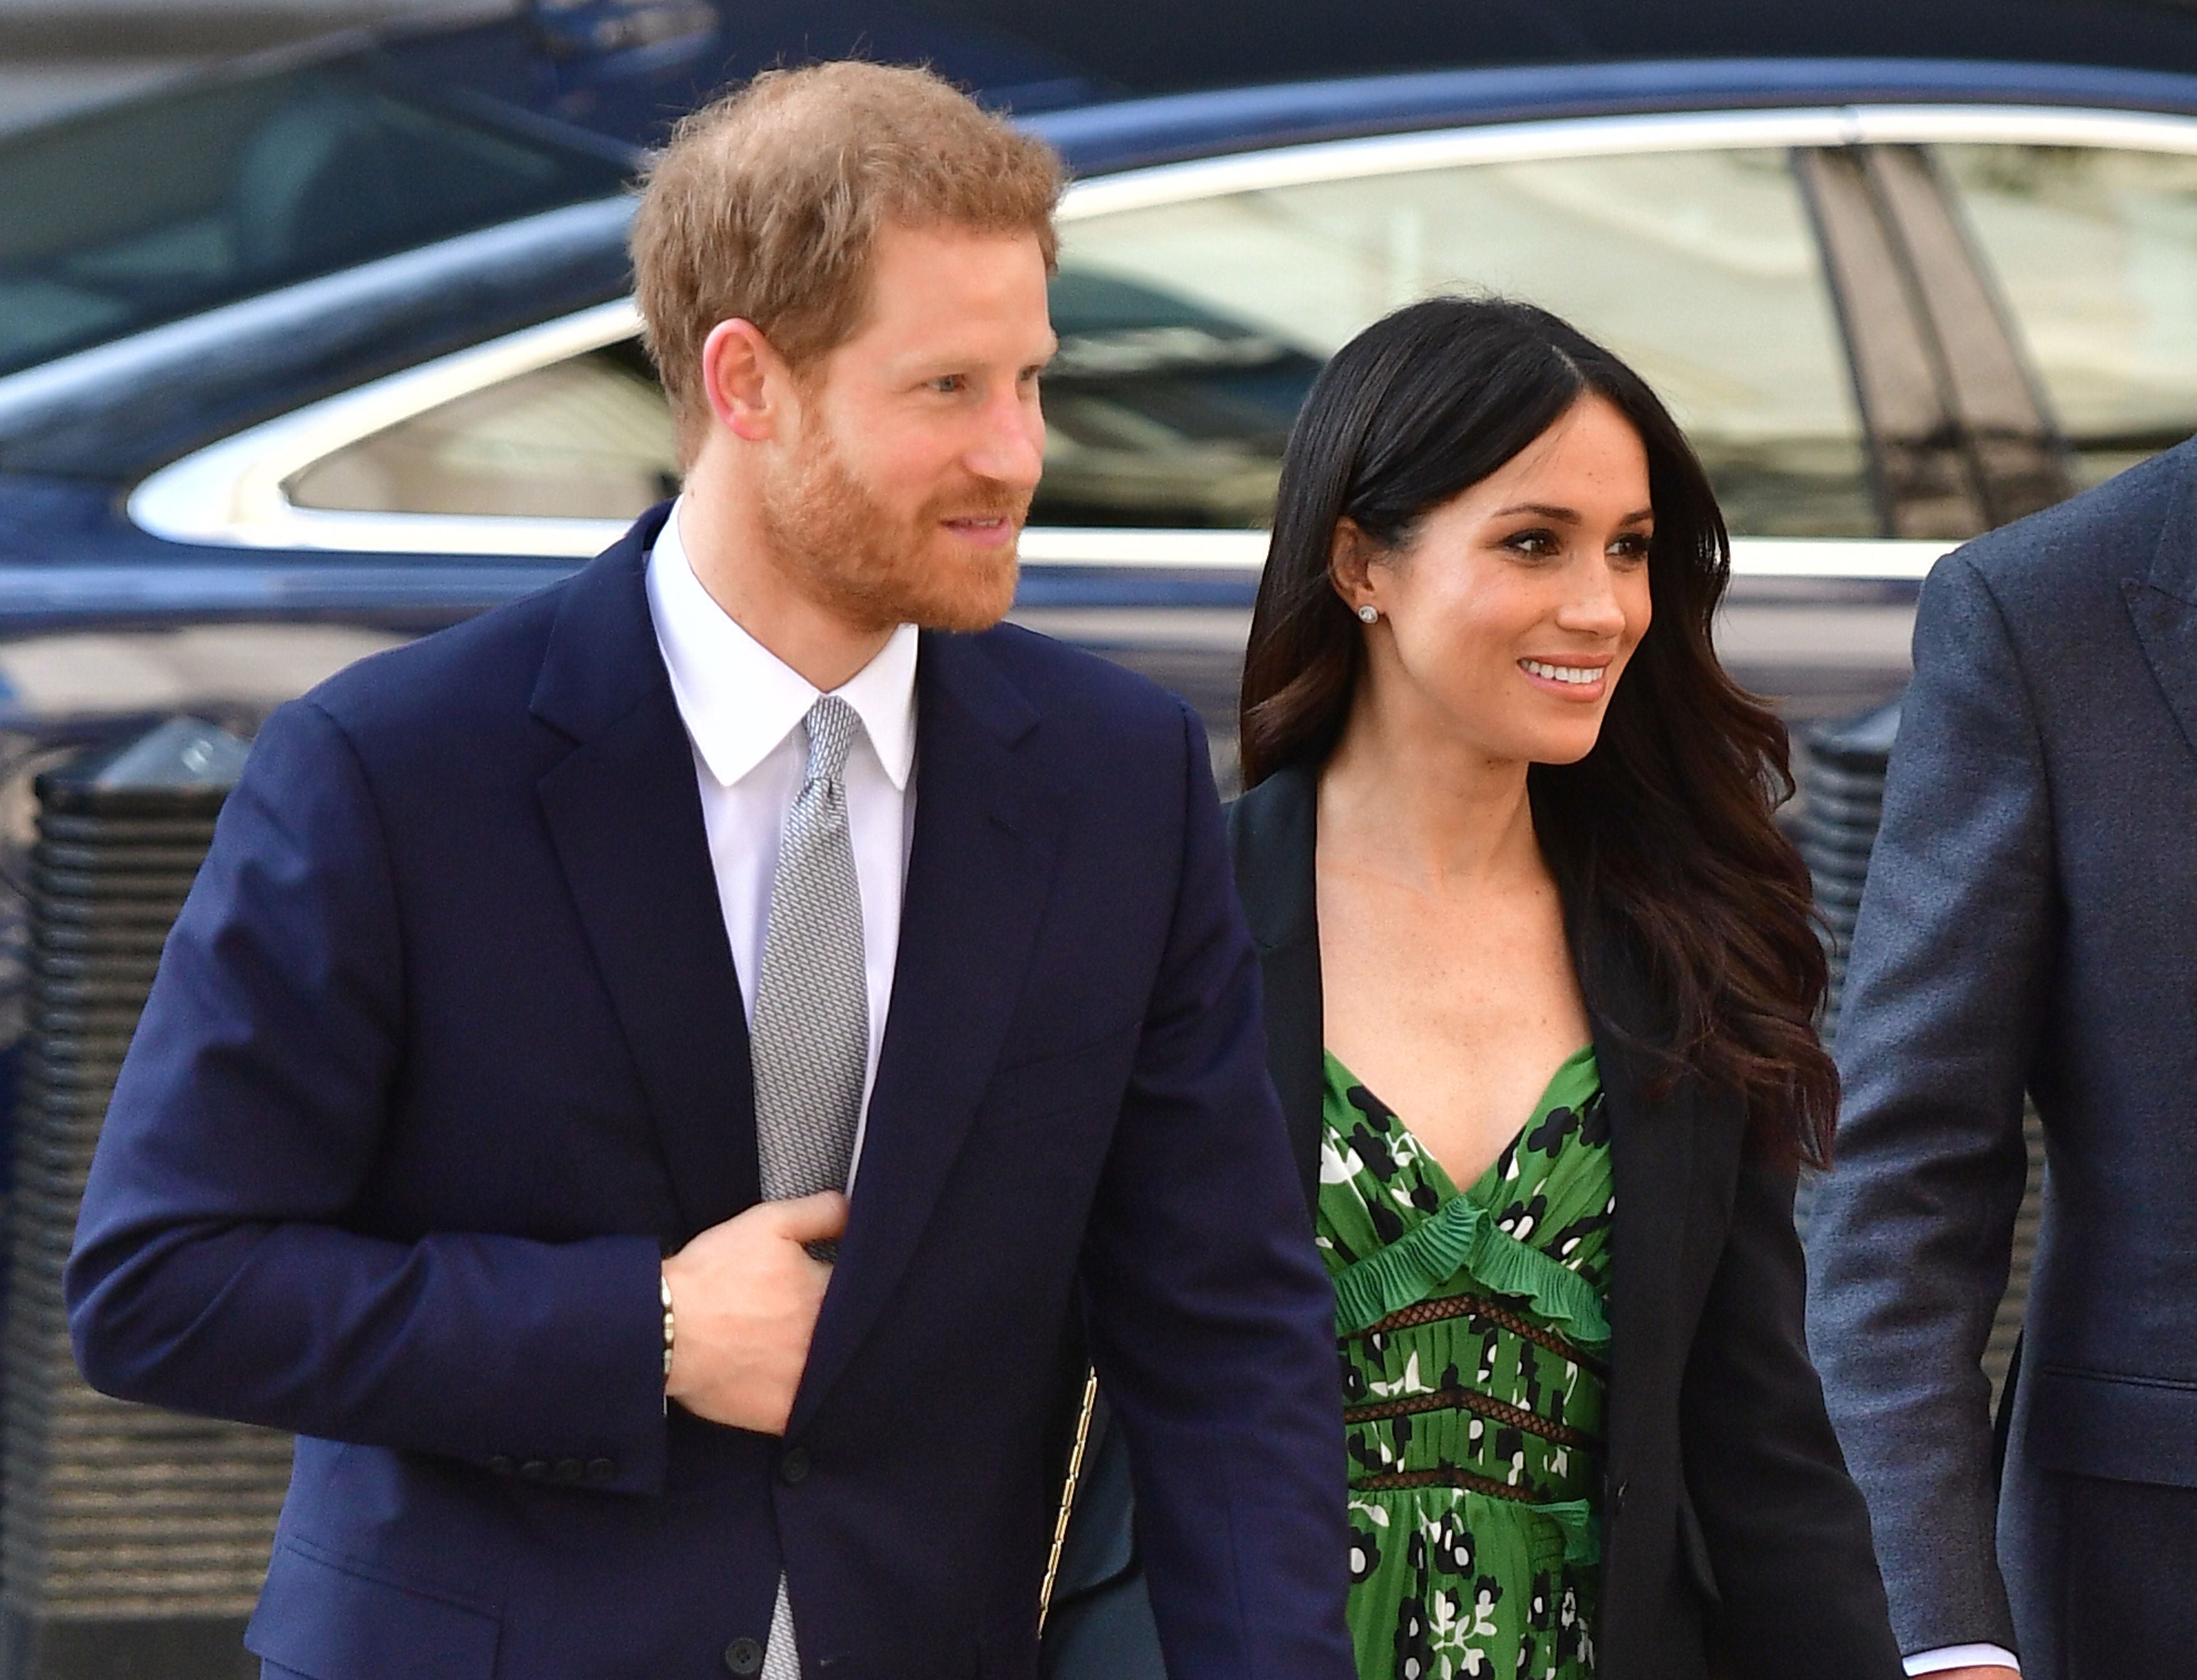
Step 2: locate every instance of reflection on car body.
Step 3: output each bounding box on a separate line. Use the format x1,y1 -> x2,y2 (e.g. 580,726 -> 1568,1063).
0,60 -> 635,381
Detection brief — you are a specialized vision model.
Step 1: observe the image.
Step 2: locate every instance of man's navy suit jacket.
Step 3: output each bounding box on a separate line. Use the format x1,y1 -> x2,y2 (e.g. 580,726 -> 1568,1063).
63,505 -> 1353,1680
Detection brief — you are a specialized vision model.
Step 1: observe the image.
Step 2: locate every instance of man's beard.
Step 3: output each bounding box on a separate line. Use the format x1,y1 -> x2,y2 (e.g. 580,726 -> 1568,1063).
757,429 -> 1028,635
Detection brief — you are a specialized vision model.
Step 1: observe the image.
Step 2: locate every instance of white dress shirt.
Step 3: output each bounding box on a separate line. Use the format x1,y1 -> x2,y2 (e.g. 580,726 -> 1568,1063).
644,499 -> 918,1189
1905,1645 -> 2020,1675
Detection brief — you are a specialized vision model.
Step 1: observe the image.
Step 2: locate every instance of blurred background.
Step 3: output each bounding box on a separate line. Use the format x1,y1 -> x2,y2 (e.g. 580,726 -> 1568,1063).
0,0 -> 510,131
11,0 -> 2197,131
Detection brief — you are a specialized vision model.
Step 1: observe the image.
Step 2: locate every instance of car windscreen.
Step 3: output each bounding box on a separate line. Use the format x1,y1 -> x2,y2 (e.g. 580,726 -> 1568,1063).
0,57 -> 635,380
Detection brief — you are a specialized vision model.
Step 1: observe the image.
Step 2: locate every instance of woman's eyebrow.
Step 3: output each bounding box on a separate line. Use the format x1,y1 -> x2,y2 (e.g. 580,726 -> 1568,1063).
1488,503 -> 1657,524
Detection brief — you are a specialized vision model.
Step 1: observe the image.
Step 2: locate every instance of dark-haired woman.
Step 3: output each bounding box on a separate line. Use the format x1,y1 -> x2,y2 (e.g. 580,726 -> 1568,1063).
1228,297 -> 1903,1680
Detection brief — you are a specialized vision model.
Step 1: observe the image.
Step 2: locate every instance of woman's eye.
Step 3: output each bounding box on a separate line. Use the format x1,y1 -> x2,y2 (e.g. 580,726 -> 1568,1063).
1505,528 -> 1559,557
1609,532 -> 1652,563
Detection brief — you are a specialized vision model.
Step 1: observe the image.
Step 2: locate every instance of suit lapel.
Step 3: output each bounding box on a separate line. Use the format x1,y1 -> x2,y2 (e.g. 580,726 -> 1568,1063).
1228,765 -> 1325,1217
532,505 -> 758,1241
792,631 -> 1064,1431
2125,447 -> 2197,771
1584,920 -> 1699,1471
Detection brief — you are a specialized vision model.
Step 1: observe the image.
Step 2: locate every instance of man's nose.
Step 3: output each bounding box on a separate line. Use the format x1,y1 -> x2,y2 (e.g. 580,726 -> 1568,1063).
966,386 -> 1045,492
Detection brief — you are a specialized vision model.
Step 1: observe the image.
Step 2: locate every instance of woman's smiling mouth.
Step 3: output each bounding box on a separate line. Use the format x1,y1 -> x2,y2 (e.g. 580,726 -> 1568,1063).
1519,656 -> 1612,691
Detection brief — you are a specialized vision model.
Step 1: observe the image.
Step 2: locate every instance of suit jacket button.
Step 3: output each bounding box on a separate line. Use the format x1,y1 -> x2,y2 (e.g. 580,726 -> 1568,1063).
520,1460 -> 549,1480
779,1446 -> 812,1485
724,1637 -> 764,1674
488,1457 -> 514,1476
587,1457 -> 616,1482
554,1458 -> 584,1484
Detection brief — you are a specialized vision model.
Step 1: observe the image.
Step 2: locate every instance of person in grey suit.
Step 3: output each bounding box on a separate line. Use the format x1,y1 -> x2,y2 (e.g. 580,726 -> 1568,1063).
1806,431 -> 2197,1680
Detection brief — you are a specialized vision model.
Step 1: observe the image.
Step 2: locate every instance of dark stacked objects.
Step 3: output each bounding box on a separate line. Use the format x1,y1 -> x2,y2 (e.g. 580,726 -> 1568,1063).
1794,699 -> 1902,1042
4,717 -> 285,1680
1793,698 -> 2043,1403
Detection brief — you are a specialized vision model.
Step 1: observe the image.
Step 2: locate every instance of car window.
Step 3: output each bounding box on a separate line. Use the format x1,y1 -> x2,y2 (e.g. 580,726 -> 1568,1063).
0,60 -> 633,379
284,338 -> 677,517
282,146 -> 1874,538
1039,146 -> 1874,537
1935,143 -> 2197,490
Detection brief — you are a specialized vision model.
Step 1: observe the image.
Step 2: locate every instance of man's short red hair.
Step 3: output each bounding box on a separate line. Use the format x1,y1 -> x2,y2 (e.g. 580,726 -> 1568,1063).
630,61 -> 1063,461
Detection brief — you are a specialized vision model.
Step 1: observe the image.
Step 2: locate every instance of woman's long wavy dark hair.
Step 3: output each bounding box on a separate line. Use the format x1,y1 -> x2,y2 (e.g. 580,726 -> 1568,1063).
1241,297 -> 1835,1166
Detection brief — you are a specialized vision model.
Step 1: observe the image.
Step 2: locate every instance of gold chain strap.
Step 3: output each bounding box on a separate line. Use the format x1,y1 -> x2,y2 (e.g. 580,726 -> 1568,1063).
1036,1368 -> 1100,1631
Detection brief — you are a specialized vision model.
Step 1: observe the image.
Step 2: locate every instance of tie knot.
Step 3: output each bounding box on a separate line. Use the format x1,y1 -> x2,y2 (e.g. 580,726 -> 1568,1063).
800,696 -> 860,786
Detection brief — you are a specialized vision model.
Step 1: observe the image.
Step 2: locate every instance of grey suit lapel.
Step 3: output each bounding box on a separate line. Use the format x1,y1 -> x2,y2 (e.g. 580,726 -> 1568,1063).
2124,445 -> 2197,771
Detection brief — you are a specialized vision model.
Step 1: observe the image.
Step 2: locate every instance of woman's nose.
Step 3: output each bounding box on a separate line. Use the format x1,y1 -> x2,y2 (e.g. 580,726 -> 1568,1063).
1556,559 -> 1630,635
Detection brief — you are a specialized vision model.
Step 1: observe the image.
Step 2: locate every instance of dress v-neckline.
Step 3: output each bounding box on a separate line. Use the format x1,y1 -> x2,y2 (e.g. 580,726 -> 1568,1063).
1323,1042 -> 1599,1205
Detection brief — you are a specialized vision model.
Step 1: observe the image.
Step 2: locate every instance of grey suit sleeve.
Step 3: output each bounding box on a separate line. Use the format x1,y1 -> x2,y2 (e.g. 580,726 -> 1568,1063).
1804,551 -> 2053,1657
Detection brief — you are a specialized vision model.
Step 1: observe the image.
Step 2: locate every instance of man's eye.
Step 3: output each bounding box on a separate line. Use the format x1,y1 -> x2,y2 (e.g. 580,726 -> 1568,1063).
930,375 -> 966,394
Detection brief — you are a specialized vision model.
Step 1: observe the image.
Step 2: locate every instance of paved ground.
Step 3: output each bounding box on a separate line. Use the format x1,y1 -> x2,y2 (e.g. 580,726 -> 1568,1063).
0,0 -> 512,131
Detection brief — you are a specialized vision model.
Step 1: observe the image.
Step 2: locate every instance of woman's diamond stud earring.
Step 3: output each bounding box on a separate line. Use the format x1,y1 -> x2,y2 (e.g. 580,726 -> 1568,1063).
1356,604 -> 1378,624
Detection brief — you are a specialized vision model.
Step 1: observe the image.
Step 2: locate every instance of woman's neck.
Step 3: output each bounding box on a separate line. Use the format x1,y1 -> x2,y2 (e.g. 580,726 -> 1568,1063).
1317,685 -> 1542,896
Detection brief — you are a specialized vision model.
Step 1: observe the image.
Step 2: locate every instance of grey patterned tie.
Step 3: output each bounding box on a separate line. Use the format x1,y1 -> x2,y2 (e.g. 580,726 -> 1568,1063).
748,695 -> 868,1680
751,695 -> 869,1207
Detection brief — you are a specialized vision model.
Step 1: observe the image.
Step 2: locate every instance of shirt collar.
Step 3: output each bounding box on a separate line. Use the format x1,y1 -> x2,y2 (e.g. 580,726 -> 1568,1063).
646,498 -> 919,792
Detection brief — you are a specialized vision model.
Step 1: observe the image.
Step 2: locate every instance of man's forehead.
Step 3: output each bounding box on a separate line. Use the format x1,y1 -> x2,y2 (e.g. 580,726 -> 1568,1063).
845,225 -> 1054,353
866,221 -> 1050,291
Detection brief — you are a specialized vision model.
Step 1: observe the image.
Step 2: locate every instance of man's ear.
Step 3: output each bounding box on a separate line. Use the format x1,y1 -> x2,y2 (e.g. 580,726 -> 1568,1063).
1328,517 -> 1383,618
701,319 -> 790,444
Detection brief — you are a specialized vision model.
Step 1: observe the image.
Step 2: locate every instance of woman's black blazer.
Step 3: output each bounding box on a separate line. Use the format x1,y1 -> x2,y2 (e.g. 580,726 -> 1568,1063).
1040,766 -> 1905,1680
1222,763 -> 1906,1680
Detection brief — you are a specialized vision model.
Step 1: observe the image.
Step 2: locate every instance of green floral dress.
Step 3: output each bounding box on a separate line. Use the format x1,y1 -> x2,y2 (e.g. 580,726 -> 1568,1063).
1318,1045 -> 1615,1680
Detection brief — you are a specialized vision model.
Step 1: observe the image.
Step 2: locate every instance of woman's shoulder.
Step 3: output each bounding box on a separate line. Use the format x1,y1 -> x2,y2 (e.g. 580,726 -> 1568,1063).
1224,761 -> 1316,845
1225,763 -> 1320,946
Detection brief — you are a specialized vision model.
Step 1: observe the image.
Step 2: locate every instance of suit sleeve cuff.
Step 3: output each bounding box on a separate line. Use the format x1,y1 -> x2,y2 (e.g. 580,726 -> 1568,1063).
1904,1645 -> 2020,1675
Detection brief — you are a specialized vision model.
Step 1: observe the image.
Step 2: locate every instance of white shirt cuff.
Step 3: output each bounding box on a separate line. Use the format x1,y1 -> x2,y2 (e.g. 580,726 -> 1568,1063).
1903,1644 -> 2021,1676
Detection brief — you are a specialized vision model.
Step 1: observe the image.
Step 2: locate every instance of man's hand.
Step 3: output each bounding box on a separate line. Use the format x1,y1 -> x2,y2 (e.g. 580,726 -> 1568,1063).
660,1191 -> 847,1434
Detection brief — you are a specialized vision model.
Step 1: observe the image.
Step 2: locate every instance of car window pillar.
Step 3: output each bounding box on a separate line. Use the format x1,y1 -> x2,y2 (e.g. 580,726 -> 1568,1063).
1862,144 -> 2076,528
1795,142 -> 2074,541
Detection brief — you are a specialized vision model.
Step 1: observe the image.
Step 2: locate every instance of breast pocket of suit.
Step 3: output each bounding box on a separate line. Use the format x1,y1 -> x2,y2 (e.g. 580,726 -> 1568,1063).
245,1537 -> 500,1679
